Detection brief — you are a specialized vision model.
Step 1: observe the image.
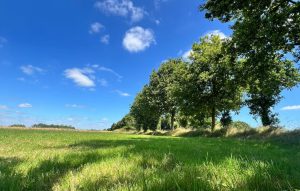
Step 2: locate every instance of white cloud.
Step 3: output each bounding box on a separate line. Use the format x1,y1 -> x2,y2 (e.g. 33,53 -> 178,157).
0,105 -> 8,110
18,103 -> 32,108
155,19 -> 160,25
115,90 -> 130,97
20,65 -> 44,75
123,26 -> 155,53
281,105 -> 300,111
0,37 -> 7,48
95,0 -> 145,22
204,30 -> 227,39
92,65 -> 123,80
101,34 -> 110,44
64,68 -> 95,87
182,49 -> 193,61
89,22 -> 104,34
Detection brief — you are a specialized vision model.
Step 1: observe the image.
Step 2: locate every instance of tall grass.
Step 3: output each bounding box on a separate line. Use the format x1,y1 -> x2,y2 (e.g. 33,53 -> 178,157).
0,128 -> 299,190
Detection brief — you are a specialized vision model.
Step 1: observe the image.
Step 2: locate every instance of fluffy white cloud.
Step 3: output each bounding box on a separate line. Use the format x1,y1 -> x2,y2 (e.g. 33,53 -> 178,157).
204,30 -> 227,39
101,34 -> 110,44
0,105 -> 8,110
89,22 -> 104,34
64,66 -> 121,88
115,90 -> 130,97
64,68 -> 95,87
95,0 -> 145,22
281,105 -> 300,111
20,65 -> 44,75
0,37 -> 7,48
123,26 -> 155,53
18,103 -> 32,108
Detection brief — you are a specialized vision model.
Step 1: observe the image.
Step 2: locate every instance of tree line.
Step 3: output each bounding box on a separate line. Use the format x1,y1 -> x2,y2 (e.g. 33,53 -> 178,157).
32,123 -> 75,129
111,0 -> 300,132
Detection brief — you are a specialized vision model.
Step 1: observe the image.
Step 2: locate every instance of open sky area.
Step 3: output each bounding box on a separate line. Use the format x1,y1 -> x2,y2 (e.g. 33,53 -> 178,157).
0,0 -> 299,130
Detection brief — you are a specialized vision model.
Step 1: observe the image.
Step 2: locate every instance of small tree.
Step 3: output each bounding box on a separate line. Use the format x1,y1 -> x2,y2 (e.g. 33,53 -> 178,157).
149,59 -> 186,130
184,35 -> 243,131
130,85 -> 161,132
220,111 -> 233,128
244,53 -> 300,126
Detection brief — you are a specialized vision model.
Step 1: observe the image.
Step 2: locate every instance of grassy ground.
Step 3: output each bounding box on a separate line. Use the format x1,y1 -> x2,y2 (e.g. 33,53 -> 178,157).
0,128 -> 299,191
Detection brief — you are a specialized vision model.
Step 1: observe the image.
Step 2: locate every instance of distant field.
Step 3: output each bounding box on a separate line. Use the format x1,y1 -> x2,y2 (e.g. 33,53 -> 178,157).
0,128 -> 299,191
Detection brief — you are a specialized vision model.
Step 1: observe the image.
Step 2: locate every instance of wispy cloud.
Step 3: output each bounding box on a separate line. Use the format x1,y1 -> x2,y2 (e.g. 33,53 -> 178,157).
65,104 -> 85,109
64,68 -> 96,88
95,0 -> 146,22
281,105 -> 300,111
0,36 -> 7,48
115,90 -> 130,97
20,65 -> 44,75
123,26 -> 155,53
154,0 -> 169,10
18,103 -> 32,108
99,78 -> 108,87
89,22 -> 105,34
92,65 -> 123,81
0,105 -> 8,110
101,34 -> 110,44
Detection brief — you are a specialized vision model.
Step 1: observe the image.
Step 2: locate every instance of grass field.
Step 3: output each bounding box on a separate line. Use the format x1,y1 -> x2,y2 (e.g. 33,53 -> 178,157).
0,128 -> 299,191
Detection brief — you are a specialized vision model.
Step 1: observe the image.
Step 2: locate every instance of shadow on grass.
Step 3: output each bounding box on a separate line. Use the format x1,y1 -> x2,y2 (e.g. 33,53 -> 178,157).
1,134 -> 299,190
0,157 -> 24,191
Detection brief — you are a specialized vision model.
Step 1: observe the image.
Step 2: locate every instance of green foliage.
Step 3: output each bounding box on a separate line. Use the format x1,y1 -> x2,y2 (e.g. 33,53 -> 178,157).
149,59 -> 187,130
130,85 -> 161,131
159,115 -> 171,130
230,121 -> 252,130
119,14 -> 299,130
9,124 -> 26,128
201,1 -> 300,126
32,123 -> 75,130
201,0 -> 300,61
177,115 -> 188,128
244,55 -> 300,126
220,111 -> 233,128
179,35 -> 243,130
110,114 -> 136,131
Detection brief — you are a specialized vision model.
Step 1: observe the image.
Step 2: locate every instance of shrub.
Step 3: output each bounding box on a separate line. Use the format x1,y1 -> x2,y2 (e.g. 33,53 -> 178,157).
110,114 -> 136,131
32,123 -> 75,129
9,124 -> 26,128
220,111 -> 232,128
230,121 -> 251,130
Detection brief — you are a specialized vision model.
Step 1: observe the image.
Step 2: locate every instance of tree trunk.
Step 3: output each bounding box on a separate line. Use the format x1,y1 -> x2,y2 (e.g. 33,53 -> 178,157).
211,106 -> 216,131
170,111 -> 175,131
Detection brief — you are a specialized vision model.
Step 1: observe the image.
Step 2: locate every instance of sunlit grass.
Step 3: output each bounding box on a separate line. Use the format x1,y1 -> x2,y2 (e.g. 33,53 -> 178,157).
0,128 -> 299,190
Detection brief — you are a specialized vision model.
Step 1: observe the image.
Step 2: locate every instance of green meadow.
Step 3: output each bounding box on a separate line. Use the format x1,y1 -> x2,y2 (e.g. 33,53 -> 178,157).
0,128 -> 299,191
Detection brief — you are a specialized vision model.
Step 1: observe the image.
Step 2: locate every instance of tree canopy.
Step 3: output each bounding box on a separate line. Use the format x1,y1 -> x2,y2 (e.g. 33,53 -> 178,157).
201,0 -> 300,61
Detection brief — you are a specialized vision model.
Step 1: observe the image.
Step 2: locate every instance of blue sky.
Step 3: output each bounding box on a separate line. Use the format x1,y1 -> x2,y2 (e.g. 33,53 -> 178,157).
0,0 -> 299,130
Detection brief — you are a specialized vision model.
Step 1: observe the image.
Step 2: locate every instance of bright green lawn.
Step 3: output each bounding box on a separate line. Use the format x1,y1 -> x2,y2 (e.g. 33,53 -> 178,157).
0,128 -> 299,191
